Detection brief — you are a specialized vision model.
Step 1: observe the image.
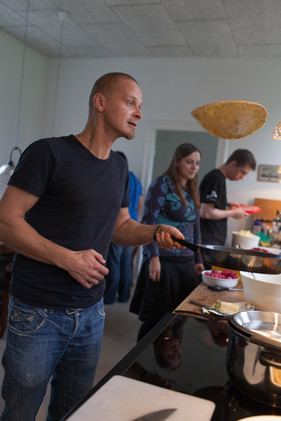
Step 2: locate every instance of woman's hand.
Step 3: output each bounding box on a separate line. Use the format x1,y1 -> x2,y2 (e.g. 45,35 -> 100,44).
149,256 -> 161,282
195,263 -> 205,276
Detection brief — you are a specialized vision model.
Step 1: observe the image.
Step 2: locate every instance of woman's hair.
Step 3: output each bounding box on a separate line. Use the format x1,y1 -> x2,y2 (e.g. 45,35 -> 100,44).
164,143 -> 201,209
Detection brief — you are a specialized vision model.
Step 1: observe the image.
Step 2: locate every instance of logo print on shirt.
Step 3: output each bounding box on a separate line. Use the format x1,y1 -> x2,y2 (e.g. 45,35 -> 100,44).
206,190 -> 217,201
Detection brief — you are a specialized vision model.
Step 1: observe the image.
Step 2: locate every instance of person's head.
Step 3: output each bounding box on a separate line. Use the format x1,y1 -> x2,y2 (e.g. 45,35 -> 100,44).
165,143 -> 201,208
154,336 -> 182,370
153,319 -> 186,370
88,72 -> 143,140
225,149 -> 256,181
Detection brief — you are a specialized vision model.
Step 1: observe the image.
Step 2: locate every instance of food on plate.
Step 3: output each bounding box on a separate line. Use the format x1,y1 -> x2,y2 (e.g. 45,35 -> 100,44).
251,247 -> 269,253
202,269 -> 239,288
213,300 -> 252,314
191,100 -> 267,139
235,230 -> 257,238
204,269 -> 238,279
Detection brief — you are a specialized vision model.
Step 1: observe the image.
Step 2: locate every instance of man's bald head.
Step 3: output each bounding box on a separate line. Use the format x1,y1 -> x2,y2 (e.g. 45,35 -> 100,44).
88,72 -> 139,113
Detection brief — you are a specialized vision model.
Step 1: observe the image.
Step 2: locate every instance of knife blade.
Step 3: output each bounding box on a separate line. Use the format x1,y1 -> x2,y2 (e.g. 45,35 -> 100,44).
131,408 -> 177,421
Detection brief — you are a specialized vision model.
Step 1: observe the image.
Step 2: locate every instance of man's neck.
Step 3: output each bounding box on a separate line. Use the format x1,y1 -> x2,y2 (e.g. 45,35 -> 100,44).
75,126 -> 114,160
218,164 -> 228,178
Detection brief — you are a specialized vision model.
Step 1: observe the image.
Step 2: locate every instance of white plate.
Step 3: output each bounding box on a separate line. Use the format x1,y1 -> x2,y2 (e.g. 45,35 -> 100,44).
202,270 -> 239,288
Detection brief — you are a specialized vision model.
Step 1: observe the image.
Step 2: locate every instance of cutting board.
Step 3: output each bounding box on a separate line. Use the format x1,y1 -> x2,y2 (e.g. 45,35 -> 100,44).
252,198 -> 281,228
67,375 -> 215,421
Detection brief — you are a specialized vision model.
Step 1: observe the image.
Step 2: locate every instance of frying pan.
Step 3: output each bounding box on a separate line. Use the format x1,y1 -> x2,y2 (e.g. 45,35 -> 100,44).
171,236 -> 281,274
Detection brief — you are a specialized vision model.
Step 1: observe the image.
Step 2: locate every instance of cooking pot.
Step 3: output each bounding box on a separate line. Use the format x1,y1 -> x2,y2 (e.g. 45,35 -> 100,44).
171,237 -> 281,274
226,311 -> 281,408
231,231 -> 260,249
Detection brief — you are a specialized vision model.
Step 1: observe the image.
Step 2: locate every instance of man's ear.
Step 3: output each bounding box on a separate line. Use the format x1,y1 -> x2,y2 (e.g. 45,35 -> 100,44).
94,93 -> 105,111
229,160 -> 237,168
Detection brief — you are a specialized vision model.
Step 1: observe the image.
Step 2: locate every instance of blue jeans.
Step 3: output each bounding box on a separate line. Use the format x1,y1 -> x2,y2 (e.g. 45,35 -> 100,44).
104,243 -> 133,304
0,296 -> 105,421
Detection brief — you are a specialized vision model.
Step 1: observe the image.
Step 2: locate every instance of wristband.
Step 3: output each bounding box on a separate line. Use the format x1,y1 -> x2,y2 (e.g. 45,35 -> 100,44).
153,225 -> 161,241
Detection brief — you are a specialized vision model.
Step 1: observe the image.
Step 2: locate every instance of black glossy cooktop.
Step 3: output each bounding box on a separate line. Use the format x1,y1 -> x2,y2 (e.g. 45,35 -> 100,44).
63,312 -> 281,421
122,313 -> 281,421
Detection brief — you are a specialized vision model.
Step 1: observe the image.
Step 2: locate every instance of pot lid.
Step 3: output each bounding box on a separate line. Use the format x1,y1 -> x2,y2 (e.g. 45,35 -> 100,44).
229,311 -> 281,350
191,100 -> 267,139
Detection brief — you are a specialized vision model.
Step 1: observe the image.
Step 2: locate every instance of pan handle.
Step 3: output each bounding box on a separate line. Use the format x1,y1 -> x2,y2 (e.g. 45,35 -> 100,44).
171,236 -> 198,252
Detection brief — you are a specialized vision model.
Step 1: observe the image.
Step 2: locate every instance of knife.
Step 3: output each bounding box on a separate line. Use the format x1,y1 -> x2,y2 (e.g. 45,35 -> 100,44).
131,408 -> 177,421
188,299 -> 226,316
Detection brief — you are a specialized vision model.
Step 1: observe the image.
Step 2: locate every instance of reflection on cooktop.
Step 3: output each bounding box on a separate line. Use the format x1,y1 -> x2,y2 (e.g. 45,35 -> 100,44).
195,381 -> 281,421
123,314 -> 281,421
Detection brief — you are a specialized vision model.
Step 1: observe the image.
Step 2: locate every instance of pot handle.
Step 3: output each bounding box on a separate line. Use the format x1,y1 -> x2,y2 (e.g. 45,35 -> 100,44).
260,350 -> 281,369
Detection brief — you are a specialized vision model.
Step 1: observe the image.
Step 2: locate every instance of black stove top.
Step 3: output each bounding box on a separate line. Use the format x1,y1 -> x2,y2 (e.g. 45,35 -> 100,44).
122,313 -> 281,421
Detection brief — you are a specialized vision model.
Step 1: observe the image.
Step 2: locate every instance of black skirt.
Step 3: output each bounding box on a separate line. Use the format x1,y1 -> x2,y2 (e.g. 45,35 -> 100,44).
130,255 -> 200,323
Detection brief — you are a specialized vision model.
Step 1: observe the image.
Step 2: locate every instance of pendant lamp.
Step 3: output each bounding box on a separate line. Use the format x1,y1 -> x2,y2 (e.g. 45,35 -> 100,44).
272,122 -> 281,140
0,147 -> 22,176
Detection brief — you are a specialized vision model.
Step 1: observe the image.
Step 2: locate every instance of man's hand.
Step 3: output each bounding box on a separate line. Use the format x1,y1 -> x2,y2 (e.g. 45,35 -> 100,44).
229,207 -> 249,220
153,225 -> 185,250
67,249 -> 109,289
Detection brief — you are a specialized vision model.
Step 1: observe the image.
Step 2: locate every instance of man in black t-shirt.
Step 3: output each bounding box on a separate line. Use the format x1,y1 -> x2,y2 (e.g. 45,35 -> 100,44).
0,73 -> 185,421
200,149 -> 256,246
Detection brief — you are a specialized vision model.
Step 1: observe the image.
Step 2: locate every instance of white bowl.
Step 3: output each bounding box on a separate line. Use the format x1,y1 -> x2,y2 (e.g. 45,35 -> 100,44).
240,271 -> 281,312
232,231 -> 259,249
202,270 -> 239,288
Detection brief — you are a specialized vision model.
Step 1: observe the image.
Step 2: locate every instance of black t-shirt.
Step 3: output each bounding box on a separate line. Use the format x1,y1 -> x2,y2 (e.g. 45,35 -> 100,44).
8,135 -> 129,308
199,169 -> 227,245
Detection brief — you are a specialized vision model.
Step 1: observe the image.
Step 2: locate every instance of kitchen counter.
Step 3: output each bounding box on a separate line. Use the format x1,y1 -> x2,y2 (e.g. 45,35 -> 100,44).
174,282 -> 245,315
63,282 -> 281,420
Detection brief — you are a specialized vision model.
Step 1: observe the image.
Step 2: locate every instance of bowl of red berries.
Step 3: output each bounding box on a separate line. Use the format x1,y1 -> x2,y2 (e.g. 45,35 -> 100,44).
202,269 -> 239,288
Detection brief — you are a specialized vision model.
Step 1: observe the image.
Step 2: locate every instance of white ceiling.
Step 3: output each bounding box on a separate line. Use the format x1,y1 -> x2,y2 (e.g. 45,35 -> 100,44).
1,0 -> 281,58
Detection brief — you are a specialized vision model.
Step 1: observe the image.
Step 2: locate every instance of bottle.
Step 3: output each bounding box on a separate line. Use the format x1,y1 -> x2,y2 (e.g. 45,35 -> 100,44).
253,218 -> 262,234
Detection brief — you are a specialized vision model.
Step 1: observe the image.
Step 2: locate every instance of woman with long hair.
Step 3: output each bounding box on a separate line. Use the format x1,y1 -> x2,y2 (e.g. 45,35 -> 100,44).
130,143 -> 204,341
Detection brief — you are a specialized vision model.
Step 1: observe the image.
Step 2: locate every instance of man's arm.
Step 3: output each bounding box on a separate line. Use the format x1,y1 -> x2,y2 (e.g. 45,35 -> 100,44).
200,203 -> 249,220
112,207 -> 185,249
0,185 -> 108,288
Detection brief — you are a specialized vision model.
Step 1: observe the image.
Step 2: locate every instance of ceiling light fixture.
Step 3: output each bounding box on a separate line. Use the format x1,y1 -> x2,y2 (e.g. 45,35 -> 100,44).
272,122 -> 281,140
51,10 -> 67,135
0,0 -> 30,176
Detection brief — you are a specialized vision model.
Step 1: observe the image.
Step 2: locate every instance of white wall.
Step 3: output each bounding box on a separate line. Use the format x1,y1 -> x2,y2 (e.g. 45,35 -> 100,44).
43,56 -> 281,191
0,29 -> 47,196
1,32 -> 281,237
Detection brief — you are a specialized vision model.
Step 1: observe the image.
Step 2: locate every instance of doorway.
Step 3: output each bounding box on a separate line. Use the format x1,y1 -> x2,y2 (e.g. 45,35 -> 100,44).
152,129 -> 219,183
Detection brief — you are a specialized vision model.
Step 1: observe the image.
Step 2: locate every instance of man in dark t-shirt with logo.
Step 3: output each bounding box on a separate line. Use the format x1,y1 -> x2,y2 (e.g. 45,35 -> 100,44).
200,149 -> 256,246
